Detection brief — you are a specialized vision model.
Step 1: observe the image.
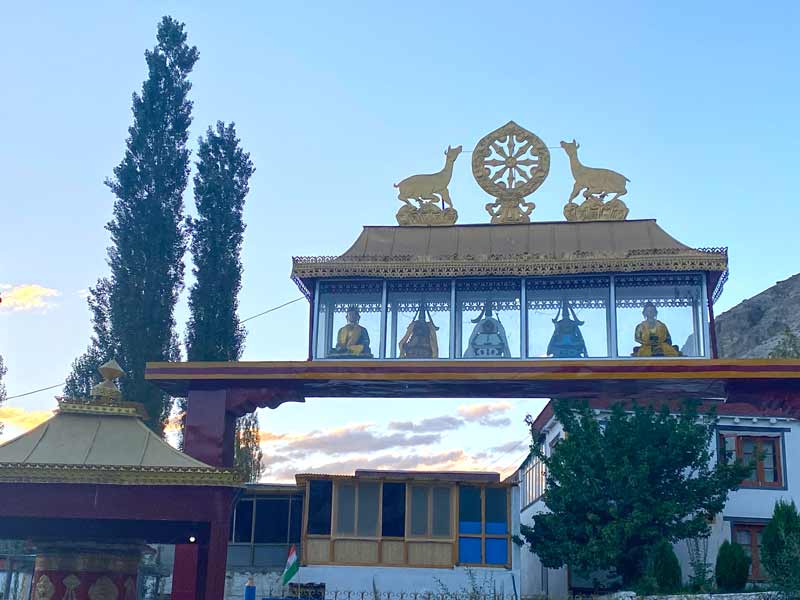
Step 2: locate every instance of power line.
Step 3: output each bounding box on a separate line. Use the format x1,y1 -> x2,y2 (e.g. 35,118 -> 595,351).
5,296 -> 306,401
6,383 -> 65,401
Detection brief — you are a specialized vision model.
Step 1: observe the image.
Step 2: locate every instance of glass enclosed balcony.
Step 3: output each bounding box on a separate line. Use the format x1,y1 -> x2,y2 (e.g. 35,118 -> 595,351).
311,273 -> 710,360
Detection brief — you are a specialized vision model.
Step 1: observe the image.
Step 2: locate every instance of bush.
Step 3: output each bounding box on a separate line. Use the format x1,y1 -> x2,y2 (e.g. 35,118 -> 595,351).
761,500 -> 800,591
651,540 -> 682,592
715,540 -> 750,592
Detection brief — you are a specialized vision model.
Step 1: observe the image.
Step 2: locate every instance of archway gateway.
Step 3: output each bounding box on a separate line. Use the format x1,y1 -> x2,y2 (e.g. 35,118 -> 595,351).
145,358 -> 800,598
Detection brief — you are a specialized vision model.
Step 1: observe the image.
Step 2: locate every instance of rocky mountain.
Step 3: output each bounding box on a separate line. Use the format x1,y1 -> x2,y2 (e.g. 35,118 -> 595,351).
715,273 -> 800,358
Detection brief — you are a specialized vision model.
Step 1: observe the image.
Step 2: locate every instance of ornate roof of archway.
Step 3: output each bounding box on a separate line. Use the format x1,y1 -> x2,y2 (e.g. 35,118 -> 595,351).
291,219 -> 728,299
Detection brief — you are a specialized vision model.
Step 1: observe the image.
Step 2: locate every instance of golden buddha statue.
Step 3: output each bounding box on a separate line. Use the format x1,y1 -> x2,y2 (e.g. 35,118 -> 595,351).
330,307 -> 372,358
464,303 -> 511,358
399,304 -> 439,358
632,302 -> 681,357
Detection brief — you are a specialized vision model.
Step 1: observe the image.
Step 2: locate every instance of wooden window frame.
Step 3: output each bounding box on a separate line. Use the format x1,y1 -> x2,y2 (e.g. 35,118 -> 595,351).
457,485 -> 512,569
333,480 -> 382,539
406,484 -> 454,540
719,433 -> 784,488
732,522 -> 767,581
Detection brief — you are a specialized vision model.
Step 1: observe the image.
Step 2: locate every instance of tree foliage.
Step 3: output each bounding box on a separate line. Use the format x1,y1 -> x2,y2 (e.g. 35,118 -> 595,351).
66,17 -> 197,434
520,400 -> 750,586
651,540 -> 682,593
761,499 -> 800,591
769,328 -> 800,358
64,279 -> 116,398
714,540 -> 749,592
185,121 -> 261,481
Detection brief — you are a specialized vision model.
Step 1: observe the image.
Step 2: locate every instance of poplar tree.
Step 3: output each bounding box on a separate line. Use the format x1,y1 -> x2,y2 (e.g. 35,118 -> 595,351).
185,122 -> 262,481
66,17 -> 197,434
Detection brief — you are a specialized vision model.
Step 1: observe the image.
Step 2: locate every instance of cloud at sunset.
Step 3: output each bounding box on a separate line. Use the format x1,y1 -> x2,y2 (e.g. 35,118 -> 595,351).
0,283 -> 60,312
457,401 -> 513,427
0,406 -> 53,438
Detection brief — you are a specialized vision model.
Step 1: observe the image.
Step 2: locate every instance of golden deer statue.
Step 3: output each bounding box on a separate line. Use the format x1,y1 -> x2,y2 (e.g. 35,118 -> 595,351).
394,145 -> 462,209
561,140 -> 629,203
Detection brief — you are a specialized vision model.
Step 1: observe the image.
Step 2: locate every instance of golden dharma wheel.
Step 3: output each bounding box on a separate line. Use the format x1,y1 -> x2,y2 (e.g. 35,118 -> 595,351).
472,121 -> 550,199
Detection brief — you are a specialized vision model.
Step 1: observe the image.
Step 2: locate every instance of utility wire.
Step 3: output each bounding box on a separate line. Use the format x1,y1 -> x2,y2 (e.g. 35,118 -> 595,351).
5,296 -> 306,401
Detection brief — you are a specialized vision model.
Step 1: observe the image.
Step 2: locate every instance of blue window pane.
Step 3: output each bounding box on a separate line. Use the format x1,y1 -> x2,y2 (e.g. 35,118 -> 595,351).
485,538 -> 508,565
459,537 -> 481,563
459,486 -> 482,534
485,487 -> 507,534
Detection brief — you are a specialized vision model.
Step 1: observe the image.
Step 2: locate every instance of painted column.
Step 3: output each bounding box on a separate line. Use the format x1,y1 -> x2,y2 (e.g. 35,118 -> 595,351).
31,543 -> 141,600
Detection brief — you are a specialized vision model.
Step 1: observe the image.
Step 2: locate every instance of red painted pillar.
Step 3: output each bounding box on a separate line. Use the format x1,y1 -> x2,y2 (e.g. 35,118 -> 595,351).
171,544 -> 199,600
183,388 -> 236,468
174,388 -> 237,599
198,520 -> 232,600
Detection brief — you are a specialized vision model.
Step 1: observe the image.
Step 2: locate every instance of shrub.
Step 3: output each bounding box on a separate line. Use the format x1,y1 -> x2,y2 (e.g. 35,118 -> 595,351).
715,540 -> 750,592
761,500 -> 800,591
651,540 -> 682,592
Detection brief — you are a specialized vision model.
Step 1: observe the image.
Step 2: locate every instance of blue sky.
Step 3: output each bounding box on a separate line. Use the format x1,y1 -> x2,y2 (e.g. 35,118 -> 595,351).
1,1 -> 799,479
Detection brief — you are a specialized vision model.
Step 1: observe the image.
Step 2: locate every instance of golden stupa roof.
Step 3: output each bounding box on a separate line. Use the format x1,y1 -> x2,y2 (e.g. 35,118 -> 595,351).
292,219 -> 728,296
0,361 -> 239,486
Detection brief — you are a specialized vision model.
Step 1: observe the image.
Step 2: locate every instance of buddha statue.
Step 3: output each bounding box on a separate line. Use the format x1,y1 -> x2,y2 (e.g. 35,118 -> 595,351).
330,307 -> 372,358
464,303 -> 511,358
632,302 -> 681,357
399,303 -> 439,358
547,299 -> 588,358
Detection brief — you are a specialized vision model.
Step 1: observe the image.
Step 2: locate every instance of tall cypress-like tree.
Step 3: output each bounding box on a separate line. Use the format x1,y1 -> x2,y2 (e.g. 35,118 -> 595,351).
64,278 -> 116,398
185,122 -> 261,481
66,17 -> 197,434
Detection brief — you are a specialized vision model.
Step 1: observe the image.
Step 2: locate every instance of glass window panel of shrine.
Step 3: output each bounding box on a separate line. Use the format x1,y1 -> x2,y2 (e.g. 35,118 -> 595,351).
614,274 -> 706,358
316,281 -> 383,359
387,280 -> 451,359
527,276 -> 610,359
456,279 -> 521,359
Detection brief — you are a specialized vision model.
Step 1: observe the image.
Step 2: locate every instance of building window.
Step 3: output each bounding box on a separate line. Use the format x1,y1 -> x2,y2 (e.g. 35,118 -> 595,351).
307,480 -> 333,535
732,522 -> 767,581
521,456 -> 545,508
409,485 -> 452,538
381,482 -> 406,537
228,493 -> 303,568
719,433 -> 784,488
458,486 -> 510,566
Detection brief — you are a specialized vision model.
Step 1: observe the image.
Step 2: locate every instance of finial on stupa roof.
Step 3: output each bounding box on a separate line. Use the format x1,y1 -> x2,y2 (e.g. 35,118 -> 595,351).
90,359 -> 124,401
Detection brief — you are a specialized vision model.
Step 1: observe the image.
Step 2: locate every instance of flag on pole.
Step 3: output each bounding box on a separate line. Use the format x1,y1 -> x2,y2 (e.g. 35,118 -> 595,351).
281,544 -> 299,585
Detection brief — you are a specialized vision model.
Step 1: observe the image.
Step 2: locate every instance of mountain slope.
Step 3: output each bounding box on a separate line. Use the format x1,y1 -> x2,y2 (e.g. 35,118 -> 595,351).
715,273 -> 800,358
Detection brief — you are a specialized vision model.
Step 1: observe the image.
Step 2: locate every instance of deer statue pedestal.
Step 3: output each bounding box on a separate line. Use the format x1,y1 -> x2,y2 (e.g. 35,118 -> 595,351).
564,195 -> 629,222
396,202 -> 458,226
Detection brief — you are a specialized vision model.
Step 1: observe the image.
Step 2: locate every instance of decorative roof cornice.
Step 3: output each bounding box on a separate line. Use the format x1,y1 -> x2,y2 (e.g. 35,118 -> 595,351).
0,463 -> 242,487
292,247 -> 728,283
56,399 -> 146,418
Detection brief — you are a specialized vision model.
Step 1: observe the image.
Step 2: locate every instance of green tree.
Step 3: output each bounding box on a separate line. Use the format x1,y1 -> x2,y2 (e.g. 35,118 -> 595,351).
761,500 -> 800,591
64,279 -> 116,398
66,17 -> 197,434
185,122 -> 261,481
769,328 -> 800,358
715,540 -> 749,592
520,400 -> 750,587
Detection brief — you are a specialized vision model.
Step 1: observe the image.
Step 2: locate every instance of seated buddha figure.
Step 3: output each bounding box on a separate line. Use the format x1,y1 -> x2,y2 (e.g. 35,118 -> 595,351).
547,299 -> 588,358
464,303 -> 511,358
632,302 -> 681,357
330,307 -> 372,358
399,305 -> 439,359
